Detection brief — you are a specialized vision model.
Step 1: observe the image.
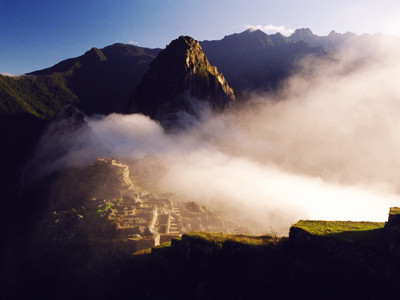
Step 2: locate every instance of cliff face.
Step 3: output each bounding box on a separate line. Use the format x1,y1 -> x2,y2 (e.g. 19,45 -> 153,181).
128,36 -> 236,128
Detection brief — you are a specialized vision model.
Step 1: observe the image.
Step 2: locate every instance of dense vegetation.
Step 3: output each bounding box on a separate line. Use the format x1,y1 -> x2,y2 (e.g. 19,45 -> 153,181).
0,74 -> 78,118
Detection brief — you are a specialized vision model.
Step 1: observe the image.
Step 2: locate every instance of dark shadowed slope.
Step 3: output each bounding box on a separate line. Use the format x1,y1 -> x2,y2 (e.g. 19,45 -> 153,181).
0,73 -> 79,230
0,44 -> 161,224
30,43 -> 162,115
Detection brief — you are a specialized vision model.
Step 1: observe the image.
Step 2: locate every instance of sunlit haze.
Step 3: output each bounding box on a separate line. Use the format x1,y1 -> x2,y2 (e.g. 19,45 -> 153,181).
27,34 -> 400,234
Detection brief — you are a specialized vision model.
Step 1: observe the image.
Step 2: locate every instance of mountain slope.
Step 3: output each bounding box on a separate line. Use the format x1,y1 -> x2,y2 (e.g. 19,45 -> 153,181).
0,44 -> 161,218
128,36 -> 236,128
30,43 -> 162,114
0,73 -> 79,226
0,73 -> 78,119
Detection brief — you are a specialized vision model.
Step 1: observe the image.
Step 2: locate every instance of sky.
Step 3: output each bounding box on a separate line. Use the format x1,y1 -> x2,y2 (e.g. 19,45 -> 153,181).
2,0 -> 400,75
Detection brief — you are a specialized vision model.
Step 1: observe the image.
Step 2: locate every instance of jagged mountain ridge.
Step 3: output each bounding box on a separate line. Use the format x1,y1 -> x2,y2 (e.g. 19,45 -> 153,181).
288,27 -> 383,51
128,36 -> 236,128
201,29 -> 290,54
0,28 -> 373,121
200,29 -> 334,91
1,28 -> 385,120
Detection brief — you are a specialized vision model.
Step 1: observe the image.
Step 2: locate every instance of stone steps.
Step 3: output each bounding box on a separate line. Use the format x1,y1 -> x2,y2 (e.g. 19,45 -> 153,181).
169,206 -> 182,234
173,207 -> 182,216
169,221 -> 180,234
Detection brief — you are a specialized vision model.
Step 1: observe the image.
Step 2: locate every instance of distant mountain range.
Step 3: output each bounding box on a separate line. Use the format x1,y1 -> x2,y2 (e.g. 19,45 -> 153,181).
201,29 -> 333,91
0,28 -> 385,119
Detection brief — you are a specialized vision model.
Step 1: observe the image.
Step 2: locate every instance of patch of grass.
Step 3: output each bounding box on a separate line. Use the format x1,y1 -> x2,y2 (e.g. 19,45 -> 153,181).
132,248 -> 151,256
153,241 -> 171,249
293,220 -> 385,243
293,220 -> 385,236
186,232 -> 276,246
97,202 -> 115,214
389,207 -> 400,215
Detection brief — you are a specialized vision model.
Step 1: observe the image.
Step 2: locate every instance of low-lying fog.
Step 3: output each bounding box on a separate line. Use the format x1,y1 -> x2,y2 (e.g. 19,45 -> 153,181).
33,35 -> 400,234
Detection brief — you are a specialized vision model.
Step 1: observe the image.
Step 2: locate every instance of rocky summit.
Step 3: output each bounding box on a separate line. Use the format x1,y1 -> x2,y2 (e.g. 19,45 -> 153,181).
128,36 -> 236,129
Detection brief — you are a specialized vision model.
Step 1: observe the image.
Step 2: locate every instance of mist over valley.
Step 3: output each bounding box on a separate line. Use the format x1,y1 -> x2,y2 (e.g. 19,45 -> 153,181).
20,30 -> 400,234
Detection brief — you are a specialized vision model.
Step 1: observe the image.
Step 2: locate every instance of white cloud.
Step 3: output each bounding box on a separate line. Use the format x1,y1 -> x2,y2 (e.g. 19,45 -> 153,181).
0,72 -> 18,77
127,40 -> 139,45
245,24 -> 295,36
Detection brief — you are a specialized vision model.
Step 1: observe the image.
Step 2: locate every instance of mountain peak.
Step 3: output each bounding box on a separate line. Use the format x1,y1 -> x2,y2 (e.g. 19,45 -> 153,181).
83,47 -> 107,62
167,35 -> 211,71
202,29 -> 286,54
289,28 -> 319,44
178,35 -> 197,44
240,28 -> 268,37
243,28 -> 264,34
128,36 -> 236,129
292,28 -> 314,36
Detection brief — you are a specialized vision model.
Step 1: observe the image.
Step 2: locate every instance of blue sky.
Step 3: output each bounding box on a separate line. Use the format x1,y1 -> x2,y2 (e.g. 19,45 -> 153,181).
1,0 -> 400,75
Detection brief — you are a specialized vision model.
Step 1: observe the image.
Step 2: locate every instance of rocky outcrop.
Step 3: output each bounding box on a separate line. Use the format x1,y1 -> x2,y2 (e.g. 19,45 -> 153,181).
288,209 -> 400,283
384,207 -> 400,256
171,234 -> 219,261
128,36 -> 236,129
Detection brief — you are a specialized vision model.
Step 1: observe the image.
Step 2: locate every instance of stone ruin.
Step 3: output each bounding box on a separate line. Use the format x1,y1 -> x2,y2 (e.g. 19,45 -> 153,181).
51,157 -> 247,255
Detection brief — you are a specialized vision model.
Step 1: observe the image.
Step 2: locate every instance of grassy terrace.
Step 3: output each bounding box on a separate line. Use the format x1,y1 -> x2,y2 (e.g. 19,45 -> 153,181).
293,221 -> 385,236
185,231 -> 279,246
131,233 -> 280,260
389,207 -> 400,215
293,220 -> 385,243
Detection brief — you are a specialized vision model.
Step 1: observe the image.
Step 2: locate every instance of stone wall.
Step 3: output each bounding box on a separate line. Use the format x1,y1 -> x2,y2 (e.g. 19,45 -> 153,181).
89,234 -> 160,255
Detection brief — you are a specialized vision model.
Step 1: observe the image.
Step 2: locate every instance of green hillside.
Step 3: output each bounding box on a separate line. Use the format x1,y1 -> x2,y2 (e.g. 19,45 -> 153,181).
30,44 -> 161,115
0,73 -> 78,119
0,43 -> 161,121
0,44 -> 161,227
